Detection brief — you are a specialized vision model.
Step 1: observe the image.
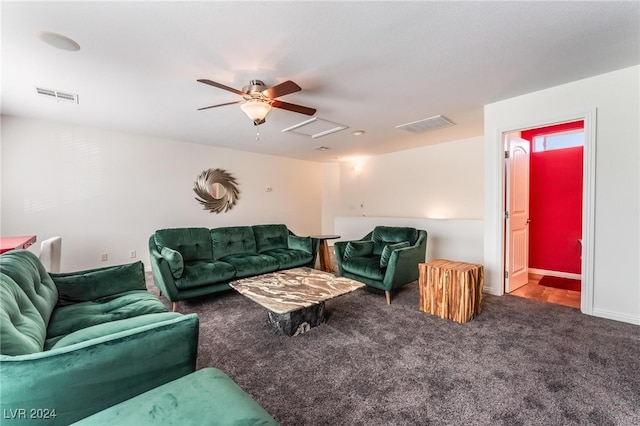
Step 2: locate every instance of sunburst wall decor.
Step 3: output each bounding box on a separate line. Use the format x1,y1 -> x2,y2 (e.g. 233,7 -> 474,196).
193,168 -> 240,213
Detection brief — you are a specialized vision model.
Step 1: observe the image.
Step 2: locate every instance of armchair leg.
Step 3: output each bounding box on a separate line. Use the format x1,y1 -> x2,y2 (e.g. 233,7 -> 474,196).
385,291 -> 392,305
172,301 -> 179,312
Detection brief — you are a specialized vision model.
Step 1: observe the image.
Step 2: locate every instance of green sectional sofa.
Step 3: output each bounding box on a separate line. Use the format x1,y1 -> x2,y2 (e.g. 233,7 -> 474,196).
0,250 -> 199,426
335,226 -> 427,304
149,224 -> 319,310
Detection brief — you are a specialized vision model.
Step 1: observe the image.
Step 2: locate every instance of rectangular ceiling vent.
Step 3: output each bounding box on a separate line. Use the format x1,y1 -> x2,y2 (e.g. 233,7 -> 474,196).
396,115 -> 454,134
282,117 -> 348,139
35,87 -> 79,104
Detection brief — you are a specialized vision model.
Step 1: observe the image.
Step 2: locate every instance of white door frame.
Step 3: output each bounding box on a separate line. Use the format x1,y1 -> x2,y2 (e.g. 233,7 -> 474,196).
493,109 -> 596,314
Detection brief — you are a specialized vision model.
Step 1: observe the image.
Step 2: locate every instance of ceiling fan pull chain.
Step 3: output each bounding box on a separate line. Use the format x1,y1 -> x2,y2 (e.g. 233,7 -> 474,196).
256,128 -> 260,141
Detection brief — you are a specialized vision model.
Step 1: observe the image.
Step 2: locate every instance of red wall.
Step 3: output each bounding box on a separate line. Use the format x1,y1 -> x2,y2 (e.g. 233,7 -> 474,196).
522,121 -> 583,274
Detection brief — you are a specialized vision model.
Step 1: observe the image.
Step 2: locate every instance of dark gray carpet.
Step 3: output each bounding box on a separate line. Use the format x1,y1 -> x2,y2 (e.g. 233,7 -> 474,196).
147,276 -> 640,426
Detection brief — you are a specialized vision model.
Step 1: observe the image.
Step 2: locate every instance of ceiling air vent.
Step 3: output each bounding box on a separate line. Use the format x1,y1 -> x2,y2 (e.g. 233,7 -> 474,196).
35,87 -> 79,104
396,115 -> 454,134
282,117 -> 348,139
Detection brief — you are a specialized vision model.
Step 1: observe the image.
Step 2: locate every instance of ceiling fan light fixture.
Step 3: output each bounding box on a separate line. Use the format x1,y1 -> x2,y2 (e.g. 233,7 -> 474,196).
240,99 -> 271,124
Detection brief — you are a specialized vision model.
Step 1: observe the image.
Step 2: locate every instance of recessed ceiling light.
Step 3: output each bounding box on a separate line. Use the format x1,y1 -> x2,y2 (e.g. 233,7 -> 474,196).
351,130 -> 365,136
37,31 -> 80,51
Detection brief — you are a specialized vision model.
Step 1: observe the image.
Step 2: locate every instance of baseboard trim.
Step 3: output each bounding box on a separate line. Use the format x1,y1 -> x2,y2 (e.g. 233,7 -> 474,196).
528,268 -> 581,280
591,308 -> 640,326
483,285 -> 502,296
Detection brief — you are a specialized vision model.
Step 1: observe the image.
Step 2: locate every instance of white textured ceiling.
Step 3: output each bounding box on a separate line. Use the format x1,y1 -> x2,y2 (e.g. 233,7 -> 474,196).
2,1 -> 638,162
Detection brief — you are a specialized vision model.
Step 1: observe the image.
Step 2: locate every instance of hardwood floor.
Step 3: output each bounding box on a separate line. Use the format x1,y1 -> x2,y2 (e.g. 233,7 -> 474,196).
509,273 -> 581,309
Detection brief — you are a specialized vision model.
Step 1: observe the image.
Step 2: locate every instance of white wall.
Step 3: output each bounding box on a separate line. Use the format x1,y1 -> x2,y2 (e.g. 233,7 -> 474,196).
321,162 -> 340,236
337,136 -> 484,219
325,136 -> 485,264
484,65 -> 640,325
334,216 -> 483,264
1,116 -> 323,271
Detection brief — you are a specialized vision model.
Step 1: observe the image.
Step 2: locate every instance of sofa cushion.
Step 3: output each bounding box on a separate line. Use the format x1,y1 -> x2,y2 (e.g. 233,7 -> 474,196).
210,226 -> 257,261
175,260 -> 236,290
72,368 -> 278,426
344,240 -> 374,259
53,261 -> 147,306
47,312 -> 182,350
341,256 -> 385,281
261,248 -> 313,269
380,241 -> 410,268
372,226 -> 418,255
253,224 -> 289,253
1,276 -> 48,355
161,247 -> 184,278
155,228 -> 213,262
47,290 -> 167,339
220,254 -> 279,279
0,250 -> 58,355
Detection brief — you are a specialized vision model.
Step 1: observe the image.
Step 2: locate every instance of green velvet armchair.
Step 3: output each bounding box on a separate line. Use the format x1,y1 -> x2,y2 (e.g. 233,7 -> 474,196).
335,226 -> 427,304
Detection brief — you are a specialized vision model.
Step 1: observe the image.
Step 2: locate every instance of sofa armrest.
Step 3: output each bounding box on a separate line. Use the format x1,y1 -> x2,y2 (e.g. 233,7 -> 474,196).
0,313 -> 199,426
50,261 -> 146,306
287,230 -> 320,268
333,241 -> 349,274
148,236 -> 180,302
288,234 -> 312,253
383,231 -> 428,289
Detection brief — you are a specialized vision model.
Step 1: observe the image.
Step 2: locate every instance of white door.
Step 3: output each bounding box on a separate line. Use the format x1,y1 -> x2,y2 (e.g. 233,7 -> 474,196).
505,134 -> 530,292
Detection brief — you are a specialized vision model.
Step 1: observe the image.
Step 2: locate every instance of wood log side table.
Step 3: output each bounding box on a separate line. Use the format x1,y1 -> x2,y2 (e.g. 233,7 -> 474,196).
419,259 -> 484,324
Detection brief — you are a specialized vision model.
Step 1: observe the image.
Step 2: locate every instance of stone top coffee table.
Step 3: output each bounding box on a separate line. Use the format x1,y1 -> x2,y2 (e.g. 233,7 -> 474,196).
229,267 -> 364,336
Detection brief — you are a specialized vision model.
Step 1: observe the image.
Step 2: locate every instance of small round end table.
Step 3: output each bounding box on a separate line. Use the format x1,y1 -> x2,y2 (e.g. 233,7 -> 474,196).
310,235 -> 340,272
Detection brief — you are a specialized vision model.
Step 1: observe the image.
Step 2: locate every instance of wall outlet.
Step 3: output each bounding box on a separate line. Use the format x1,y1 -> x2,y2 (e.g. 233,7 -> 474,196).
266,186 -> 273,192
101,253 -> 108,261
129,250 -> 136,258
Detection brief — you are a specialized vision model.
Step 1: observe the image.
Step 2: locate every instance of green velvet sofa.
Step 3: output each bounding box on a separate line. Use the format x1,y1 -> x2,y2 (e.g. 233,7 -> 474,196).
0,250 -> 200,426
149,224 -> 319,310
334,226 -> 427,304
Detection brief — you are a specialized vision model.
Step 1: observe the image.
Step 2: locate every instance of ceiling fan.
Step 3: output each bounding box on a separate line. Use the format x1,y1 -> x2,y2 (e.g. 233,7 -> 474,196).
197,79 -> 316,126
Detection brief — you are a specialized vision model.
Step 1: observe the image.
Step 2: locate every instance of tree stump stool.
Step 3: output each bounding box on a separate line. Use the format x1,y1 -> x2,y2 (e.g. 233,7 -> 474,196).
419,259 -> 484,323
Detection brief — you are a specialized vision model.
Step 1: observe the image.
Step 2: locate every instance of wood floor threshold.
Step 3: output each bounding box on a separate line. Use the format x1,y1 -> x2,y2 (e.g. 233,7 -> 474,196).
509,274 -> 581,309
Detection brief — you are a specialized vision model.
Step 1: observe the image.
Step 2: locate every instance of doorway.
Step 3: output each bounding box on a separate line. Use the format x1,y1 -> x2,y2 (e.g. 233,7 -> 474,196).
502,117 -> 592,311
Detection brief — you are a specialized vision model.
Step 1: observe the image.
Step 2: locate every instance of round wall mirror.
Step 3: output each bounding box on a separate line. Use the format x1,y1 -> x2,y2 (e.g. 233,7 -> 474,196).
210,182 -> 228,199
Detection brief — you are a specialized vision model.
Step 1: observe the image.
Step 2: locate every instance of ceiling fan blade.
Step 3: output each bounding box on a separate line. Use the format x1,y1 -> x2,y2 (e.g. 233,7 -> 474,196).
197,100 -> 242,111
271,100 -> 316,116
262,80 -> 301,99
197,79 -> 246,96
